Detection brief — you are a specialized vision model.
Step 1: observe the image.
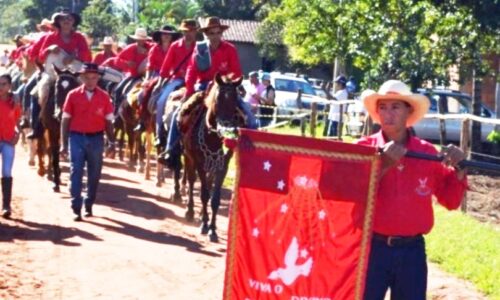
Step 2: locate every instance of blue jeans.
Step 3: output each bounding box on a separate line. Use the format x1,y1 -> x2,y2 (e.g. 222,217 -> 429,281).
69,132 -> 104,212
156,78 -> 184,137
238,99 -> 258,129
364,236 -> 427,300
0,142 -> 15,177
327,120 -> 338,137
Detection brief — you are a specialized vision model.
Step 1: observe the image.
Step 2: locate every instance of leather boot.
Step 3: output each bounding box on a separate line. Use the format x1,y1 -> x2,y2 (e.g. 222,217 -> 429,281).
2,177 -> 13,218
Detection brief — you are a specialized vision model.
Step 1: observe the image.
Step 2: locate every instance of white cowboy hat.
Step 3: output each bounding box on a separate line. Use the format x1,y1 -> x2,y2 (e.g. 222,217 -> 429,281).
363,80 -> 430,127
129,28 -> 151,41
100,36 -> 114,45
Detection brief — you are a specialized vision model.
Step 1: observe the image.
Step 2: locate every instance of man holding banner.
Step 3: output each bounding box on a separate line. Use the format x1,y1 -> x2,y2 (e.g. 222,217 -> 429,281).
358,80 -> 467,299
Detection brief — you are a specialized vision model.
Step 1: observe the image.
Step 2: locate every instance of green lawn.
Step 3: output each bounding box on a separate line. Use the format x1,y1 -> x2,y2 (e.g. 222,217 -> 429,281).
426,206 -> 500,299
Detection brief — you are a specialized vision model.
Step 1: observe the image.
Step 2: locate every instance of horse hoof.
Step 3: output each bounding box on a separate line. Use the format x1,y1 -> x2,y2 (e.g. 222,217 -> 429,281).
52,185 -> 60,193
209,231 -> 219,243
28,160 -> 35,167
201,224 -> 209,235
185,210 -> 194,222
37,169 -> 46,177
155,181 -> 162,187
138,167 -> 145,173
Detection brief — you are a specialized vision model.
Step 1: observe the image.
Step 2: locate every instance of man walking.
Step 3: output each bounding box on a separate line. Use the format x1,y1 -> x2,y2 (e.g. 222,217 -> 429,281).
61,63 -> 115,221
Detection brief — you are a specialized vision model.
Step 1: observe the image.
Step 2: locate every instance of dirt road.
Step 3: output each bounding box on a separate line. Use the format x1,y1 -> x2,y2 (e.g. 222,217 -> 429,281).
0,145 -> 488,299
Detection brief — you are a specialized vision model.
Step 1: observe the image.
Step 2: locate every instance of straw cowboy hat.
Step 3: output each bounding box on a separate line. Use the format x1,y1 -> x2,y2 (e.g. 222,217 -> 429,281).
178,19 -> 199,31
152,25 -> 181,42
51,8 -> 81,28
199,17 -> 229,33
129,28 -> 151,41
100,36 -> 114,46
363,80 -> 430,127
36,18 -> 54,31
77,63 -> 104,76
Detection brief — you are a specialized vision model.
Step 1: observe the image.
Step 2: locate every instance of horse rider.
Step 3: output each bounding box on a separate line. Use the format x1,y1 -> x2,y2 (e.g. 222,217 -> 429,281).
113,28 -> 152,115
60,63 -> 116,221
93,36 -> 117,66
22,17 -> 56,137
158,16 -> 257,166
0,74 -> 22,218
150,19 -> 198,146
133,25 -> 181,132
32,8 -> 91,141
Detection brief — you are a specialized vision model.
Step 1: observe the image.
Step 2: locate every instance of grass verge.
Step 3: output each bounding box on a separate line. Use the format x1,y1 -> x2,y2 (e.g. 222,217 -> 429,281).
426,205 -> 500,299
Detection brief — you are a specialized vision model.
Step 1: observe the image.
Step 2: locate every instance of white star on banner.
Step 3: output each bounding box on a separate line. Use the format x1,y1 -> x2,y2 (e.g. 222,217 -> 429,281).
263,160 -> 272,172
318,210 -> 326,220
297,176 -> 308,187
252,228 -> 260,237
300,249 -> 309,258
277,180 -> 285,191
280,203 -> 288,214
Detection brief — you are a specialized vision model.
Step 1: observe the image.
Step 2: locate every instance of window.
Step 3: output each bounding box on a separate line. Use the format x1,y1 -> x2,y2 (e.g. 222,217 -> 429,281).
274,79 -> 316,95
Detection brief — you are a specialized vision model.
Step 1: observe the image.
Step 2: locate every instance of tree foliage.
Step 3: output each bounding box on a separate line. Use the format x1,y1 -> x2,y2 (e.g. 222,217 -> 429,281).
22,0 -> 90,31
137,0 -> 201,30
80,0 -> 122,41
261,0 -> 500,90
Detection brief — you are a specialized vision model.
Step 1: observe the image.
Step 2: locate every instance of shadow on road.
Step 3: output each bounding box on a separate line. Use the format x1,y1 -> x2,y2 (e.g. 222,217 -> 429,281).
86,217 -> 222,257
0,218 -> 102,246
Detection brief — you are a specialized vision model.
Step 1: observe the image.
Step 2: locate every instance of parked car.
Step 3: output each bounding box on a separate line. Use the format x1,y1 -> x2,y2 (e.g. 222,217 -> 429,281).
413,89 -> 497,142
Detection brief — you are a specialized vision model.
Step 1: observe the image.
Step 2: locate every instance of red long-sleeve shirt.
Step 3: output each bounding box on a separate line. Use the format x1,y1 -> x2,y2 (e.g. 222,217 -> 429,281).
93,50 -> 117,66
101,57 -> 127,72
39,31 -> 92,63
159,38 -> 195,80
116,43 -> 151,77
27,32 -> 50,62
62,85 -> 114,133
146,44 -> 169,73
0,96 -> 21,141
357,131 -> 468,236
184,40 -> 242,97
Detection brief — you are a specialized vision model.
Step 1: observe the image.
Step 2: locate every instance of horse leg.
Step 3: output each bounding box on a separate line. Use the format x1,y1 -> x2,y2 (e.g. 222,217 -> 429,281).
208,153 -> 233,242
137,132 -> 146,173
170,154 -> 183,203
27,132 -> 36,166
197,168 -> 210,235
45,132 -> 54,181
181,165 -> 187,196
36,136 -> 46,177
144,131 -> 151,180
155,143 -> 165,187
184,157 -> 196,222
49,127 -> 61,192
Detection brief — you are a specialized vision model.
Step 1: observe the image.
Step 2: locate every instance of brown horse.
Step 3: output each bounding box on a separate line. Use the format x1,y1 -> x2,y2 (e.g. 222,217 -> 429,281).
181,74 -> 244,242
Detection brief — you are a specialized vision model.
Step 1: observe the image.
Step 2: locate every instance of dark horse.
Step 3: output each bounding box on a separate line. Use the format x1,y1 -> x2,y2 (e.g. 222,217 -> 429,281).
182,74 -> 244,242
43,67 -> 80,191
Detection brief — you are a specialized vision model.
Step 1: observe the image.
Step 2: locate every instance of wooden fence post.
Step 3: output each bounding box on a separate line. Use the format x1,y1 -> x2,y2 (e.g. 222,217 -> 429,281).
337,103 -> 344,140
460,118 -> 471,212
310,102 -> 317,137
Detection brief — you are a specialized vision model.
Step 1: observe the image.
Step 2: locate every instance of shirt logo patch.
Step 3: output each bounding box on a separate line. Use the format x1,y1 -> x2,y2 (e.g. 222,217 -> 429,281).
415,177 -> 431,196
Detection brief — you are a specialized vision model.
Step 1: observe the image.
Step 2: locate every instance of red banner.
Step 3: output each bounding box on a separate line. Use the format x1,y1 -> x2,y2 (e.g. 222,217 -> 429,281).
223,130 -> 380,300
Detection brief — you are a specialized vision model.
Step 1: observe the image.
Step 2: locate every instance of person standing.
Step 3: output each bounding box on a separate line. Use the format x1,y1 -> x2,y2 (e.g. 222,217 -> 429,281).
0,74 -> 21,218
357,80 -> 467,299
257,72 -> 275,127
326,75 -> 348,137
61,63 -> 115,221
243,71 -> 265,114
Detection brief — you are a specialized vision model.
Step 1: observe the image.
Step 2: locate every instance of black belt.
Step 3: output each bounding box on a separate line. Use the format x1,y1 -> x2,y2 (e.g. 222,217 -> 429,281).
70,131 -> 103,137
372,233 -> 423,247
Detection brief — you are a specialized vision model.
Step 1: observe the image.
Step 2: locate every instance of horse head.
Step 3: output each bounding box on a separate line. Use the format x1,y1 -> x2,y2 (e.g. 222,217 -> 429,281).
54,65 -> 80,117
206,73 -> 244,135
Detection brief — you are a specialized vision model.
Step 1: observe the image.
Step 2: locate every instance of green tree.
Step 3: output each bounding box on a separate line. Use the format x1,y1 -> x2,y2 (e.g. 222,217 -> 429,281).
23,0 -> 90,31
80,0 -> 122,41
137,0 -> 201,30
196,0 -> 269,20
0,0 -> 31,42
261,0 -> 499,91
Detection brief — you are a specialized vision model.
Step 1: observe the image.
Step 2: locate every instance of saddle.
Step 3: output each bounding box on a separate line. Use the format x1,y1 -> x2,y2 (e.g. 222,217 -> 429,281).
177,92 -> 206,135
